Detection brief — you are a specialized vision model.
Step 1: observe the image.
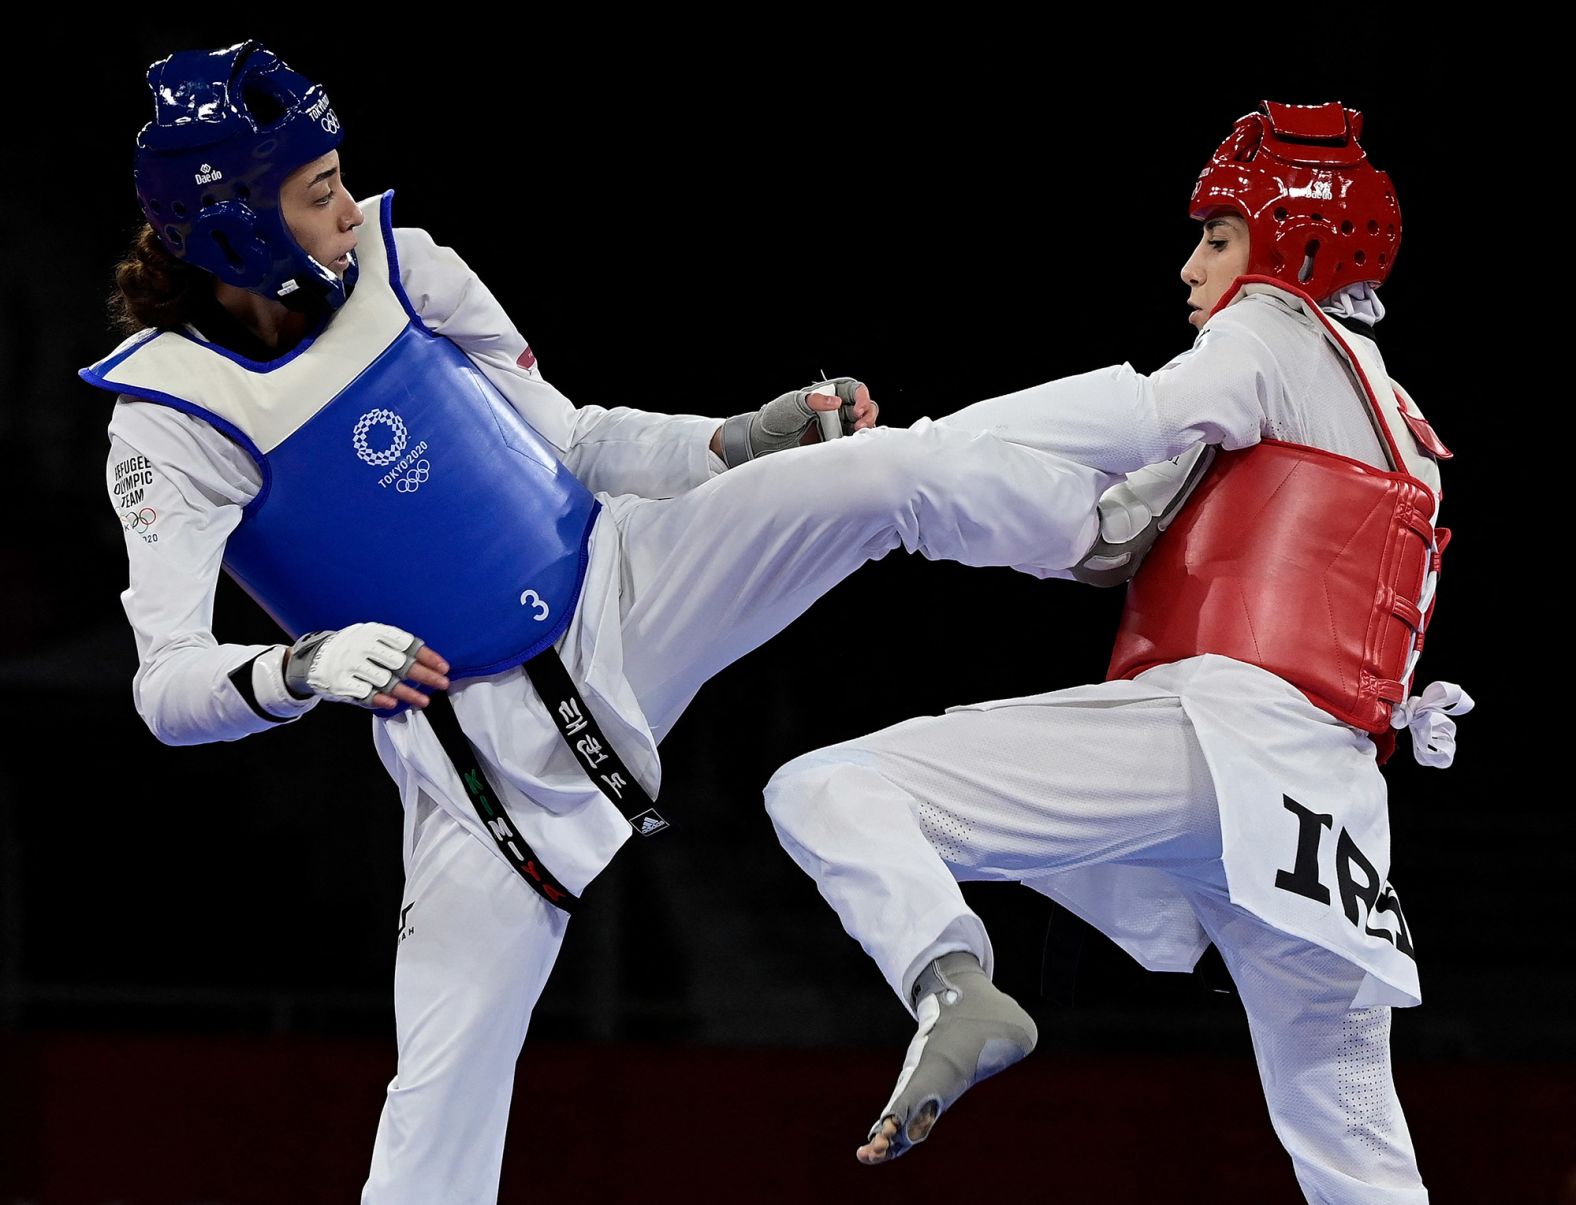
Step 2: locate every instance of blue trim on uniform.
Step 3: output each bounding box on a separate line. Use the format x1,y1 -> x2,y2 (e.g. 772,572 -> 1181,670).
79,330 -> 159,379
79,376 -> 277,516
76,374 -> 272,503
167,317 -> 330,371
79,302 -> 332,378
379,192 -> 426,330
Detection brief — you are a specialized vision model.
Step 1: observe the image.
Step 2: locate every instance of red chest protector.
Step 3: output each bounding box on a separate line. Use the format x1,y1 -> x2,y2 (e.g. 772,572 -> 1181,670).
1106,279 -> 1451,743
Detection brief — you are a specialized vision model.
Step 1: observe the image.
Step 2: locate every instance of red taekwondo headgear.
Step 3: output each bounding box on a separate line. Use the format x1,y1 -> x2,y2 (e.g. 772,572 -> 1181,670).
1190,100 -> 1400,301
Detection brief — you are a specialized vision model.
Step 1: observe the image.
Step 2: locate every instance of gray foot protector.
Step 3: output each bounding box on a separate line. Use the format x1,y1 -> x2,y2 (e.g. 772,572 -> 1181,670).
869,952 -> 1038,1158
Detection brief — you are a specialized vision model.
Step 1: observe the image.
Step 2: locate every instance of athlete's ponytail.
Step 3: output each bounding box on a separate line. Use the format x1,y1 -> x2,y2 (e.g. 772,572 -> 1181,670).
109,223 -> 212,335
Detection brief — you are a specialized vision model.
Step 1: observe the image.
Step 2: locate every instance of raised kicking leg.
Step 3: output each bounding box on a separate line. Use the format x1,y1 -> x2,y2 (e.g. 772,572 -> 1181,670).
764,688 -> 1221,1161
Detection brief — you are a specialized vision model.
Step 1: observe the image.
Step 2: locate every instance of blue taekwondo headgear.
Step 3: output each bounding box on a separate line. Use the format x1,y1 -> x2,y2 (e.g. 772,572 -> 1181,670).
133,40 -> 354,312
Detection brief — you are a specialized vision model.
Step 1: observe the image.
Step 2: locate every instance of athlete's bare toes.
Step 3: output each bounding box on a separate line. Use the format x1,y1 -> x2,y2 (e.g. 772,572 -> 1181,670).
857,1117 -> 900,1164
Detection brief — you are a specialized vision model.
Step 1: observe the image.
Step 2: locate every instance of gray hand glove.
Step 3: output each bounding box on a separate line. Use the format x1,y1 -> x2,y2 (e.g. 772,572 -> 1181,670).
718,376 -> 865,467
1070,445 -> 1215,586
283,622 -> 425,708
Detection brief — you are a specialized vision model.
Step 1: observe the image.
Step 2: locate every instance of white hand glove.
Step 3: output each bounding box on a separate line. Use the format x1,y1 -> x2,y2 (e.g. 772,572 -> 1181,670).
284,623 -> 424,708
718,376 -> 864,467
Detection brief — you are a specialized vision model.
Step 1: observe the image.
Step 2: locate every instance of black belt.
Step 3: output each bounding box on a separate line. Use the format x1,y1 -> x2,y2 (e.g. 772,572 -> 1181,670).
421,648 -> 669,914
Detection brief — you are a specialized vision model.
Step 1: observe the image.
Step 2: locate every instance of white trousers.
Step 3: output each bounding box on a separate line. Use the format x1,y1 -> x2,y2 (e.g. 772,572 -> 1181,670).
362,423 -> 1112,1203
763,692 -> 1428,1205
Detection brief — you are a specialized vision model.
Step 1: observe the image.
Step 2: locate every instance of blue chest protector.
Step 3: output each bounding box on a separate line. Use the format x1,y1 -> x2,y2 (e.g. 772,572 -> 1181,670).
81,193 -> 599,681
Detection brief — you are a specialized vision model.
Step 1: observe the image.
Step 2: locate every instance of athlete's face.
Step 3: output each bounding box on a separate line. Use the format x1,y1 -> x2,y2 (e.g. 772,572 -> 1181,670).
280,150 -> 363,275
1180,212 -> 1251,329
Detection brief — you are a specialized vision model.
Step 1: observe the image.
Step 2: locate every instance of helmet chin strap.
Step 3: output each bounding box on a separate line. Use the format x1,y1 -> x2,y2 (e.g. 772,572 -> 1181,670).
276,250 -> 359,314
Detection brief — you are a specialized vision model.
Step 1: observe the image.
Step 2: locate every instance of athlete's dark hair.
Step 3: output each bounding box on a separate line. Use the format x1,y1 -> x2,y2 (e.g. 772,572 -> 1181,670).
109,223 -> 213,336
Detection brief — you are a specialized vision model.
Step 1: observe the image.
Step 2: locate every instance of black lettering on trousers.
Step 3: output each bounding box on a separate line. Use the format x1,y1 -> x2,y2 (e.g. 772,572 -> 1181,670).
1336,829 -> 1415,961
1272,795 -> 1417,965
1274,795 -> 1333,904
1336,827 -> 1381,928
1372,885 -> 1416,959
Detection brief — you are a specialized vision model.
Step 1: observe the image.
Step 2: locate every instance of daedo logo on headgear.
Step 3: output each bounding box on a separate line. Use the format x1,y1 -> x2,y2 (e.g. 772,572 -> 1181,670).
353,409 -> 432,494
194,162 -> 223,186
1289,179 -> 1335,201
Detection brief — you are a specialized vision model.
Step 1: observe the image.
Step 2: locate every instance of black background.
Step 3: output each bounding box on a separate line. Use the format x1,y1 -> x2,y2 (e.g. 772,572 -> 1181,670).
0,14 -> 1559,1203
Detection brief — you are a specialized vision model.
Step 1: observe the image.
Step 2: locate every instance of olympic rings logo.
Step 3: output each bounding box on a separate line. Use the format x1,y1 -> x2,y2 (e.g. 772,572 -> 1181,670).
395,460 -> 431,493
320,113 -> 341,135
353,409 -> 408,466
122,507 -> 157,532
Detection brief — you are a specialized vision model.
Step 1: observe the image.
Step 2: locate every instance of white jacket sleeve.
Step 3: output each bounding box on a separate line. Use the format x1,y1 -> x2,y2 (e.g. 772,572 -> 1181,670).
395,226 -> 722,498
107,401 -> 317,746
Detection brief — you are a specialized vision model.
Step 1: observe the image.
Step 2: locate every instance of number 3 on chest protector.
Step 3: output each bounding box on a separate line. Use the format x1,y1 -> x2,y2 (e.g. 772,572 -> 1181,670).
519,589 -> 550,621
